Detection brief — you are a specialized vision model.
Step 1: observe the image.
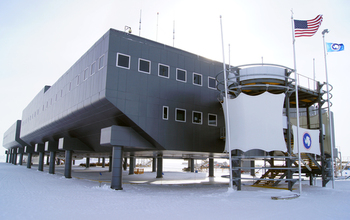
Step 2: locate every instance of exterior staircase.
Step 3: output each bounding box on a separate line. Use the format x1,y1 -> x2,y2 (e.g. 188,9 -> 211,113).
253,167 -> 288,187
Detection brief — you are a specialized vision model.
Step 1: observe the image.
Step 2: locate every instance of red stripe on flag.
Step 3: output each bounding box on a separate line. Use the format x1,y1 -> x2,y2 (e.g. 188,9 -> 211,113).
294,15 -> 323,38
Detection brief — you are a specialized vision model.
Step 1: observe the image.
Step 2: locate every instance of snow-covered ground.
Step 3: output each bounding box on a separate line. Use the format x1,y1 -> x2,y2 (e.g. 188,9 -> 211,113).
1,161 -> 349,220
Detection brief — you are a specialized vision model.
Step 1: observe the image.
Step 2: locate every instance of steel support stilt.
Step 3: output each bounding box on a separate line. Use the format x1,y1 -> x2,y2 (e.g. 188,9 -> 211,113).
111,146 -> 124,190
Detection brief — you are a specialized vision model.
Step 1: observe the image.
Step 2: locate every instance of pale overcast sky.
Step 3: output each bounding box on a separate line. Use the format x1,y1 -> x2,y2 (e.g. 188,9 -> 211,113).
1,0 -> 349,158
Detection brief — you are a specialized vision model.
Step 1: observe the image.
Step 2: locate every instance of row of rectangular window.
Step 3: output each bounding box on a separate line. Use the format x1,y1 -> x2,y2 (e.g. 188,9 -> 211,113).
116,53 -> 217,89
162,106 -> 217,126
24,54 -> 107,125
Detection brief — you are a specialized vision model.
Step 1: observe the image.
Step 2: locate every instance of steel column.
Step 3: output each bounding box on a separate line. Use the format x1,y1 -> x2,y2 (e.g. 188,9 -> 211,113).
27,153 -> 32,168
129,156 -> 135,175
5,151 -> 9,163
13,152 -> 17,165
109,156 -> 112,172
209,158 -> 214,177
102,157 -> 105,168
231,150 -> 242,190
285,91 -> 294,191
86,157 -> 90,168
38,152 -> 44,171
49,151 -> 56,174
9,151 -> 12,164
318,82 -> 327,187
190,158 -> 194,172
64,150 -> 73,178
152,157 -> 157,172
111,146 -> 124,190
123,157 -> 127,170
306,106 -> 311,129
19,153 -> 23,165
156,156 -> 163,178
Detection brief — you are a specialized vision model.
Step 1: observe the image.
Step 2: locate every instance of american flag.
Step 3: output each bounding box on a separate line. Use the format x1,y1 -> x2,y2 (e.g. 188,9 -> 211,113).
294,15 -> 323,38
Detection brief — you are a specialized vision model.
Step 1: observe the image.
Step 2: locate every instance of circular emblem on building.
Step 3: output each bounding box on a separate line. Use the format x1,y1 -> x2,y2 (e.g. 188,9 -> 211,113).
303,132 -> 312,150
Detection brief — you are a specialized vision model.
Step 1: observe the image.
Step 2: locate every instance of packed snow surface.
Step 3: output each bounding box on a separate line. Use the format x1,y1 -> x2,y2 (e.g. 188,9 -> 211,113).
0,162 -> 349,220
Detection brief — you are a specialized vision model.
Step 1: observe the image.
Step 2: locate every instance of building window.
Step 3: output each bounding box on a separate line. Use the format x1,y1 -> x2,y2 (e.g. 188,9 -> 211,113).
69,82 -> 72,92
208,77 -> 216,89
117,53 -> 130,69
193,73 -> 202,86
208,114 -> 217,126
192,111 -> 202,124
76,75 -> 80,86
84,68 -> 88,81
98,54 -> 104,70
175,108 -> 186,122
158,64 -> 169,78
91,62 -> 96,75
139,58 -> 150,74
163,106 -> 169,120
176,68 -> 186,82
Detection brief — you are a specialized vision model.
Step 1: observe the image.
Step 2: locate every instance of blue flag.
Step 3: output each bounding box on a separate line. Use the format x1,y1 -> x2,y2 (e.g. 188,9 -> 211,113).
326,43 -> 344,52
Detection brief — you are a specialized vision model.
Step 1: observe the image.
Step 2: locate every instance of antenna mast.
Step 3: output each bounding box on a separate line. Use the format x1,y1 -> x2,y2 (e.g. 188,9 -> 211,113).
173,20 -> 175,47
139,10 -> 142,36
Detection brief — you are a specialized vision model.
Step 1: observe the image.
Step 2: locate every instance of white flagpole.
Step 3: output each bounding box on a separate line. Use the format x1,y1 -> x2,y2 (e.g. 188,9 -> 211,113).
220,15 -> 233,189
313,58 -> 316,90
291,11 -> 302,194
322,29 -> 335,189
229,44 -> 231,68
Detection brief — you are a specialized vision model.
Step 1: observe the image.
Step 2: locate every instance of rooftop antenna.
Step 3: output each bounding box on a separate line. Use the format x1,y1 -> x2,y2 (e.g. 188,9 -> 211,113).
261,56 -> 263,65
139,10 -> 142,36
156,12 -> 159,41
173,20 -> 175,47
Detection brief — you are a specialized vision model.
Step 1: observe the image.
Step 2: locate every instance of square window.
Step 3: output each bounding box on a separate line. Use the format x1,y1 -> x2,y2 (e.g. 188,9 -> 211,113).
192,111 -> 202,124
208,77 -> 216,89
117,53 -> 130,69
175,108 -> 186,122
84,68 -> 88,80
158,64 -> 169,78
139,58 -> 150,74
193,73 -> 202,86
99,55 -> 104,70
208,114 -> 217,126
91,62 -> 96,75
163,106 -> 169,120
176,68 -> 186,82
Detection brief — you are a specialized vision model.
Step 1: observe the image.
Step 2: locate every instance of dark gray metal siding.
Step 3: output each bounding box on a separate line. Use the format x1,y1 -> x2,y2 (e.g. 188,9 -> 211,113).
106,29 -> 224,153
3,120 -> 26,149
19,30 -> 110,150
6,28 -> 224,154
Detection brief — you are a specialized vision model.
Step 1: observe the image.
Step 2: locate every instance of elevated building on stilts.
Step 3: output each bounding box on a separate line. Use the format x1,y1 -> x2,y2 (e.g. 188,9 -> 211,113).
3,29 -> 335,190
